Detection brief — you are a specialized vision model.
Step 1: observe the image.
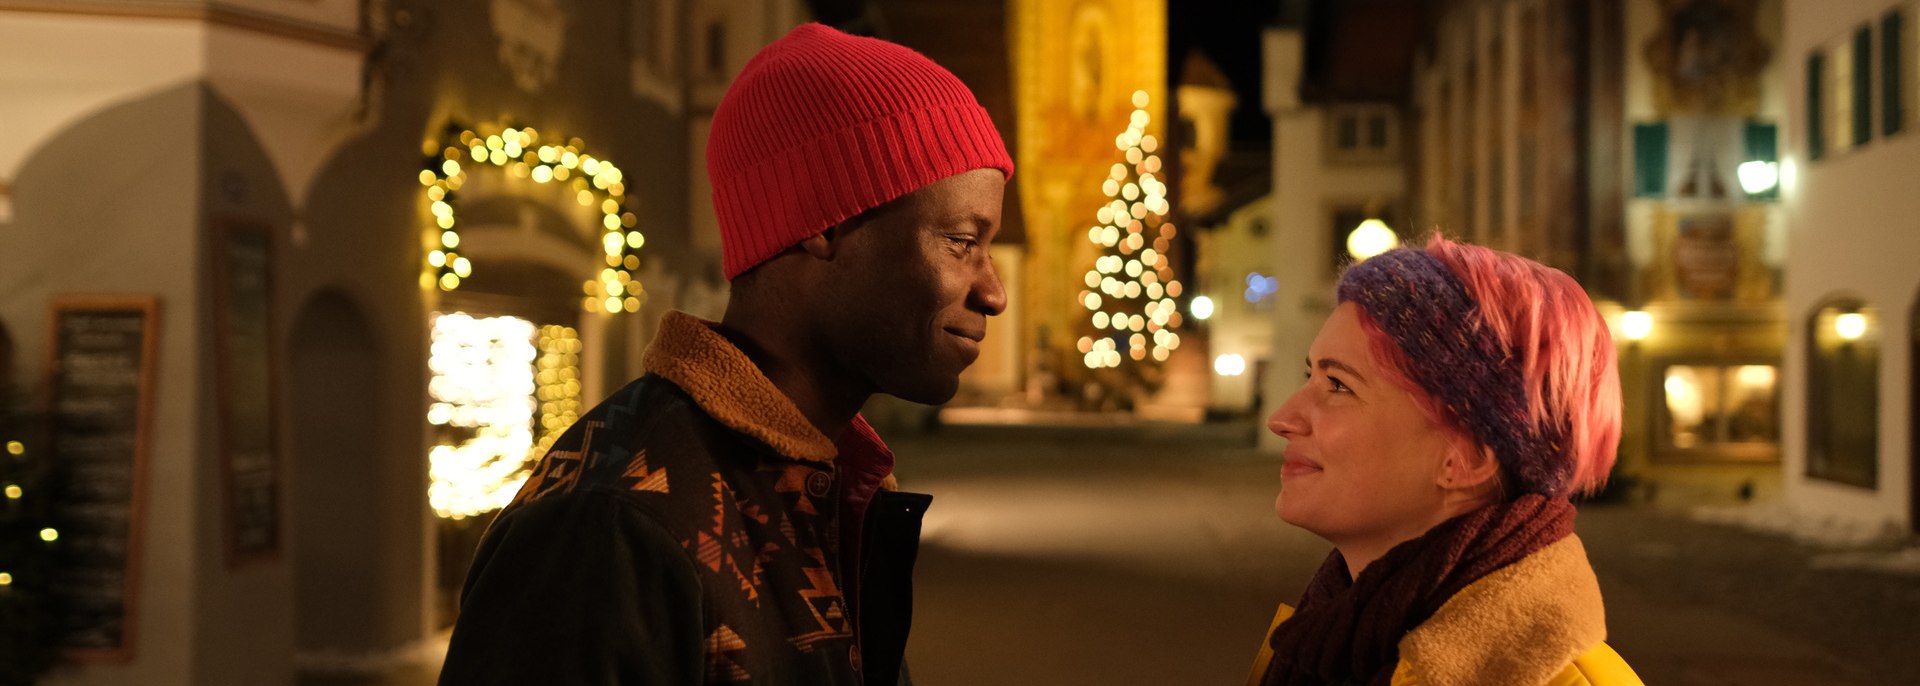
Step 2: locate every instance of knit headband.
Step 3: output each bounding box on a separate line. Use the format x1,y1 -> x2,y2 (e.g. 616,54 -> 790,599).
1336,249 -> 1573,498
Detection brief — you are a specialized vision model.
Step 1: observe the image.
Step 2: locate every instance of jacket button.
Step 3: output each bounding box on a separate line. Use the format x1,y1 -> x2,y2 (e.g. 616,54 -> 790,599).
807,471 -> 832,498
850,644 -> 862,672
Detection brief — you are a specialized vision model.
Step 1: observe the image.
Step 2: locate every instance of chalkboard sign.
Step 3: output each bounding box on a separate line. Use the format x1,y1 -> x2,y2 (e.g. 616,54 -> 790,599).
213,221 -> 279,564
46,297 -> 157,661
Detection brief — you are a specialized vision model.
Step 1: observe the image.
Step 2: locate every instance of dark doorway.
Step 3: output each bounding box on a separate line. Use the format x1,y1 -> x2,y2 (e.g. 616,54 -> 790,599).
288,291 -> 386,654
0,320 -> 14,396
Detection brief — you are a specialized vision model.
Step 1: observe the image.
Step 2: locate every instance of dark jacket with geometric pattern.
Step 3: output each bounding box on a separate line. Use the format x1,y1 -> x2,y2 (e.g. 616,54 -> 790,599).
438,311 -> 929,686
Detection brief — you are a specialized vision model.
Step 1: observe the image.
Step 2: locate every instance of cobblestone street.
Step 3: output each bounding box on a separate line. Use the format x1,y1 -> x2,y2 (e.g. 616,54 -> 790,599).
893,424 -> 1918,685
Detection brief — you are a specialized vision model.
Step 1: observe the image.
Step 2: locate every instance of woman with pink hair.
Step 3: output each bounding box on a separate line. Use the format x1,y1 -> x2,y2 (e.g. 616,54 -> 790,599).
1246,237 -> 1644,686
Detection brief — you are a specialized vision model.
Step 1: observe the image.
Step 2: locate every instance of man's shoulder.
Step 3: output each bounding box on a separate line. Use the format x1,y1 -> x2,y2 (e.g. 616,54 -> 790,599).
509,374 -> 763,512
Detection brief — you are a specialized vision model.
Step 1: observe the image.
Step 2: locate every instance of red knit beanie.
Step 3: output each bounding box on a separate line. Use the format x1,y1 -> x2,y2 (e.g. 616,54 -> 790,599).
707,23 -> 1015,280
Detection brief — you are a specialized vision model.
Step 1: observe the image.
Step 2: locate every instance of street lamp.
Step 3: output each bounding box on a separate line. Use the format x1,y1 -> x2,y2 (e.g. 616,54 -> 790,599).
1834,312 -> 1867,341
1347,218 -> 1398,260
1737,161 -> 1779,196
1620,310 -> 1653,342
1191,295 -> 1216,320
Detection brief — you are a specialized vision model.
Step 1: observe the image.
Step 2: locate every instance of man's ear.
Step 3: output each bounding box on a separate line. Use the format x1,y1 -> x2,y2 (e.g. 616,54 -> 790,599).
798,229 -> 834,260
1437,443 -> 1501,493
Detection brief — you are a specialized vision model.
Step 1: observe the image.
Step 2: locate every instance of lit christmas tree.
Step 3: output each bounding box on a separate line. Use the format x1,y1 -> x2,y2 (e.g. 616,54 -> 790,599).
1075,89 -> 1186,373
0,389 -> 59,685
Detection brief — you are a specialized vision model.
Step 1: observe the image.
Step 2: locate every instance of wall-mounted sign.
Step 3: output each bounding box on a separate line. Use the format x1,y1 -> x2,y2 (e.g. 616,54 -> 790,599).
46,297 -> 158,661
213,220 -> 280,565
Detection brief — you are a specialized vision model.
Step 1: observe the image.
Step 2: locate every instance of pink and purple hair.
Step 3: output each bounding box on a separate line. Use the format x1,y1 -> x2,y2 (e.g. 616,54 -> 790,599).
1336,236 -> 1622,498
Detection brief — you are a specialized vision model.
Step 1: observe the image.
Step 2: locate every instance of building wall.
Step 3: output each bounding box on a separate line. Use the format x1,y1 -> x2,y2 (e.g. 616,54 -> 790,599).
1398,0 -> 1792,502
1782,0 -> 1920,532
1196,196 -> 1273,412
1012,0 -> 1168,403
1258,27 -> 1406,450
0,1 -> 816,682
6,83 -> 207,686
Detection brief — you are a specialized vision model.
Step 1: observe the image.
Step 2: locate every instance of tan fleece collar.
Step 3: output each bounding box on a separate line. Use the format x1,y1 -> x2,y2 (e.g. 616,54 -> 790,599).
642,311 -> 838,462
1398,535 -> 1608,686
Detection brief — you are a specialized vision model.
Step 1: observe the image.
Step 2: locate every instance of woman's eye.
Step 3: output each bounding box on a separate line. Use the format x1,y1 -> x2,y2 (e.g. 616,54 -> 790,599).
1326,377 -> 1352,394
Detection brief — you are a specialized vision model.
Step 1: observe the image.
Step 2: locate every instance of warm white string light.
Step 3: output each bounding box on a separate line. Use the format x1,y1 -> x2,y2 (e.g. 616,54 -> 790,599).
1077,90 -> 1185,369
419,125 -> 647,313
427,313 -> 539,520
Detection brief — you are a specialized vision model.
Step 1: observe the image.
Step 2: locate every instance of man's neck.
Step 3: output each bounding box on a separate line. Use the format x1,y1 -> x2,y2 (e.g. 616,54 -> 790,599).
714,313 -> 869,441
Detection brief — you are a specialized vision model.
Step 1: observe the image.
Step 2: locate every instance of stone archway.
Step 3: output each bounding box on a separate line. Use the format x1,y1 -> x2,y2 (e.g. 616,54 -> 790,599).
287,290 -> 389,654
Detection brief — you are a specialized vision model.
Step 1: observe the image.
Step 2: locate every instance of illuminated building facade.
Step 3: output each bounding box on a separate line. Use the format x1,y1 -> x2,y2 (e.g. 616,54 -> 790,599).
0,1 -> 804,682
1256,1 -> 1813,505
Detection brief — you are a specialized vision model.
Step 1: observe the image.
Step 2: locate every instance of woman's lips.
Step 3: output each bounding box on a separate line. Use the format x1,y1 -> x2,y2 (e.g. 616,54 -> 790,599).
1281,452 -> 1323,479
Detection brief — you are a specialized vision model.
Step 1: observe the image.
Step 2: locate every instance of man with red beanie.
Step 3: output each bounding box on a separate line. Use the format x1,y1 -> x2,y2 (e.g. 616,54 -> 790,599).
437,22 -> 1011,686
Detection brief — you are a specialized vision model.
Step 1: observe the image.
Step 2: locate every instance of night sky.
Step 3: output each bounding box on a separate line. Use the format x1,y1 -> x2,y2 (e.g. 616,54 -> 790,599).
1168,0 -> 1285,147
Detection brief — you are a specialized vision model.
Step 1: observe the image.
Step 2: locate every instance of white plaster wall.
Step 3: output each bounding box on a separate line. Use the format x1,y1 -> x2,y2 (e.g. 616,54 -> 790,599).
213,0 -> 359,33
0,7 -> 361,214
1204,196 -> 1274,411
6,84 -> 206,686
0,11 -> 206,183
1258,28 -> 1407,450
1781,0 -> 1920,532
204,22 -> 364,212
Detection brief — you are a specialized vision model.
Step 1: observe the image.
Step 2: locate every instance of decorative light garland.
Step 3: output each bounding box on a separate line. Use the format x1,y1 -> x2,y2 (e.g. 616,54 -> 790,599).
1076,90 -> 1185,369
530,324 -> 583,460
426,313 -> 538,520
418,124 -> 648,313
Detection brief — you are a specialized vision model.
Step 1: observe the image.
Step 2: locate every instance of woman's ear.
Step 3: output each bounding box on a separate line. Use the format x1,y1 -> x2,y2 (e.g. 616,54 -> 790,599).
1437,444 -> 1501,494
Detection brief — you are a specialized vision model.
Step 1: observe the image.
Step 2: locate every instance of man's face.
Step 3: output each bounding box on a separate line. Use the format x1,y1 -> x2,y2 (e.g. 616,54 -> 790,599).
813,168 -> 1008,405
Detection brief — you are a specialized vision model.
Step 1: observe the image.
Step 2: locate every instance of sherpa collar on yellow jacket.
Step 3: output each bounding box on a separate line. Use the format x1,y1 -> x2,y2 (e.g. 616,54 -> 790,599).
1398,534 -> 1608,685
641,310 -> 840,462
1249,535 -> 1613,686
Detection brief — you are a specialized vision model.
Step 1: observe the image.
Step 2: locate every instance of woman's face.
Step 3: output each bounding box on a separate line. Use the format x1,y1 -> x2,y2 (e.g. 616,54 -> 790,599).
1267,303 -> 1460,553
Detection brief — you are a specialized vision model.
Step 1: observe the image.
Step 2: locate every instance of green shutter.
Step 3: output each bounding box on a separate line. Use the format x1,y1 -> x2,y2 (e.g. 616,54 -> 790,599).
1745,121 -> 1779,200
1633,123 -> 1669,198
1745,121 -> 1779,161
1809,53 -> 1825,160
1854,26 -> 1873,146
1886,10 -> 1906,137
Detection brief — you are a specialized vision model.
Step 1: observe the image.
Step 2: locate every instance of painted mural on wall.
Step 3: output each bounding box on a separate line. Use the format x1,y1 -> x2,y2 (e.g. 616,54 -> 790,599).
1638,0 -> 1779,302
1013,0 -> 1168,407
492,0 -> 569,93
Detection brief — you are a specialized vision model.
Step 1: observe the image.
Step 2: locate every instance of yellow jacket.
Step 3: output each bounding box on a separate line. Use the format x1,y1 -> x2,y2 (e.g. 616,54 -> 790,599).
1246,536 -> 1645,686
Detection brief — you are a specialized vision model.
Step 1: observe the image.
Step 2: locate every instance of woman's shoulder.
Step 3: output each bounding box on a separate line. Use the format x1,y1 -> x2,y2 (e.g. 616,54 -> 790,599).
1561,642 -> 1644,686
1390,641 -> 1644,686
1398,536 -> 1608,684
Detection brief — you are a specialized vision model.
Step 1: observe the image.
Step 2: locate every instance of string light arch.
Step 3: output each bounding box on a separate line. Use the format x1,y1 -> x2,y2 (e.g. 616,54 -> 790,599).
418,122 -> 647,313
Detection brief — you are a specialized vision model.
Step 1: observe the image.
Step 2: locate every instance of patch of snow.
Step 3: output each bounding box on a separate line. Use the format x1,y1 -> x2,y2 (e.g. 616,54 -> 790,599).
1690,503 -> 1907,549
1809,548 -> 1920,577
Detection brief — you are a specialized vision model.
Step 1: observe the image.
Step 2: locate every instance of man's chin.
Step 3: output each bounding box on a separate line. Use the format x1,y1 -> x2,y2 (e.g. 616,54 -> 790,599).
884,375 -> 962,406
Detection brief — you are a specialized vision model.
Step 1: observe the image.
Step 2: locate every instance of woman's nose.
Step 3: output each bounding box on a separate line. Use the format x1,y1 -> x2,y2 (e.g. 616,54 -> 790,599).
1267,388 -> 1309,438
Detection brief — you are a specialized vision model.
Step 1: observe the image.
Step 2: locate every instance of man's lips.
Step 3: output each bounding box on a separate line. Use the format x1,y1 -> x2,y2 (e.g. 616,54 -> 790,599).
944,327 -> 985,343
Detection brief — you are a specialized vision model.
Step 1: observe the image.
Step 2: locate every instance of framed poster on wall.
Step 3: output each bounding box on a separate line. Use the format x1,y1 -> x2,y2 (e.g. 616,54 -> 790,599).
46,296 -> 159,661
212,219 -> 280,565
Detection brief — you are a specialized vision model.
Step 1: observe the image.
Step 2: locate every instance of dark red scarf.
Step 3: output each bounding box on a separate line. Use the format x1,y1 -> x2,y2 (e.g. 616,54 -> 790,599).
1260,495 -> 1577,686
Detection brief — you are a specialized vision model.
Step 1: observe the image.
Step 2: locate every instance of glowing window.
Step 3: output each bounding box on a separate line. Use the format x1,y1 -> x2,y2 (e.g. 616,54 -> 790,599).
1807,302 -> 1879,487
1658,364 -> 1779,458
